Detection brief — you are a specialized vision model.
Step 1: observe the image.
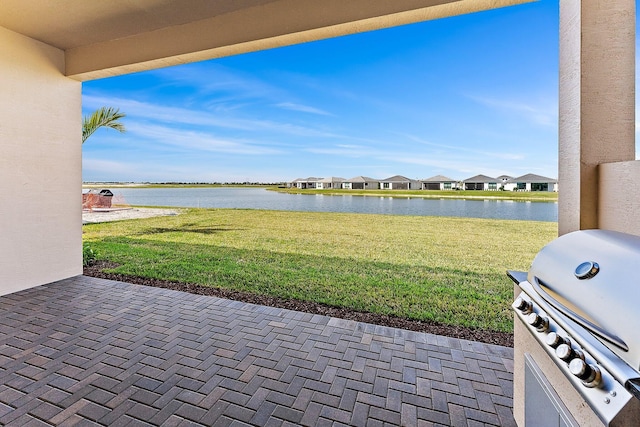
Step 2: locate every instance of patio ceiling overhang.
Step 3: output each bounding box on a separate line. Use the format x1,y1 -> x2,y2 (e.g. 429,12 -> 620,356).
0,0 -> 534,81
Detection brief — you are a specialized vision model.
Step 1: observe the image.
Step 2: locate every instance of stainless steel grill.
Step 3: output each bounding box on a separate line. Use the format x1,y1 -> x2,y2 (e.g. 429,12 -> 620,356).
509,230 -> 640,426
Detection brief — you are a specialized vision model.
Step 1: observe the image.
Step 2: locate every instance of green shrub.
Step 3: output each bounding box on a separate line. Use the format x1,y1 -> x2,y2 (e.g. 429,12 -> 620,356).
83,243 -> 98,266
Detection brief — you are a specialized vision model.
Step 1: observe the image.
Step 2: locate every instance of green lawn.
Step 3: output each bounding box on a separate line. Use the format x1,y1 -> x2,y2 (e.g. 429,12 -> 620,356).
83,209 -> 557,333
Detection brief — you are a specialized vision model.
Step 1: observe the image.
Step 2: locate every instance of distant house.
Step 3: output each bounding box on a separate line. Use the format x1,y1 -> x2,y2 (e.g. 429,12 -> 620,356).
379,175 -> 420,190
290,177 -> 323,189
421,175 -> 458,190
292,172 -> 559,192
495,175 -> 513,189
504,174 -> 558,192
463,174 -> 499,191
343,176 -> 379,190
316,177 -> 345,189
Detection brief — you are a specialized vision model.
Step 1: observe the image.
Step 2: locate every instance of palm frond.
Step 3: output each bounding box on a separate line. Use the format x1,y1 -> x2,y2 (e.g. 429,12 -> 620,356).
82,107 -> 126,143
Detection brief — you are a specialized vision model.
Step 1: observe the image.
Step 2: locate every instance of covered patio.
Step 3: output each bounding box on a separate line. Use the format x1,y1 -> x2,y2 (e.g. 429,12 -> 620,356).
0,276 -> 514,426
1,1 -> 638,425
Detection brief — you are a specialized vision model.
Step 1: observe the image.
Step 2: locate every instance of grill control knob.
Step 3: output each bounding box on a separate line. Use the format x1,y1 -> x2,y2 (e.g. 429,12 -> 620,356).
546,332 -> 569,349
514,297 -> 533,314
556,344 -> 576,362
527,313 -> 549,332
556,344 -> 585,363
569,359 -> 602,388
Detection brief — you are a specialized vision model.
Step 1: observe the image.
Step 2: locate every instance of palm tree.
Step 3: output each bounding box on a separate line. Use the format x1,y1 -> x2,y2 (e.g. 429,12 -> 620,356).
82,107 -> 126,143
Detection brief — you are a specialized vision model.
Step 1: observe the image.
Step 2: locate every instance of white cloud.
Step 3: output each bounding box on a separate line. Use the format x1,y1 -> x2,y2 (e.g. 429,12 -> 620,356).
385,155 -> 510,178
400,134 -> 525,161
126,123 -> 283,155
83,94 -> 340,138
274,102 -> 333,116
83,158 -> 138,176
306,144 -> 372,157
467,94 -> 557,127
83,157 -> 290,183
151,63 -> 284,101
304,141 -> 532,178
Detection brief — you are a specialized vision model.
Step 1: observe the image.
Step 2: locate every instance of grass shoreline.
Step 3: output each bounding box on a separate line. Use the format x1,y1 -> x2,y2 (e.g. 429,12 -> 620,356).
83,208 -> 557,334
82,183 -> 558,203
272,187 -> 558,202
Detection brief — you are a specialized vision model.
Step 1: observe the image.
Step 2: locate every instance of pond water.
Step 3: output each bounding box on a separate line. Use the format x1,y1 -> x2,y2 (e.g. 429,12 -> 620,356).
108,187 -> 558,222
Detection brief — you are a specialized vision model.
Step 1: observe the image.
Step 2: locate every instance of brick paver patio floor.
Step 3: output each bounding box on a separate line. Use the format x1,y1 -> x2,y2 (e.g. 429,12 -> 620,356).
0,276 -> 515,426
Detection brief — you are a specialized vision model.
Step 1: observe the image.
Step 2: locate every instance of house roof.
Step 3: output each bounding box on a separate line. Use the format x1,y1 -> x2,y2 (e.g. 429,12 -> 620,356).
495,175 -> 513,181
381,175 -> 412,182
511,173 -> 558,183
422,175 -> 455,183
292,177 -> 323,182
319,177 -> 345,183
463,174 -> 496,183
345,176 -> 379,183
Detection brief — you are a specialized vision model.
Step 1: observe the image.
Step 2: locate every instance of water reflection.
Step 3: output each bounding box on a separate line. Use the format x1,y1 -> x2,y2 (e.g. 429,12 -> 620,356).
110,187 -> 557,222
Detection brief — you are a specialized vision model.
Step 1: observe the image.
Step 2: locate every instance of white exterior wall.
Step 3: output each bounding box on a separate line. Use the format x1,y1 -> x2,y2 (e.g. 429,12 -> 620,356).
0,26 -> 82,295
599,161 -> 640,233
503,182 -> 557,192
558,0 -> 635,235
444,182 -> 458,190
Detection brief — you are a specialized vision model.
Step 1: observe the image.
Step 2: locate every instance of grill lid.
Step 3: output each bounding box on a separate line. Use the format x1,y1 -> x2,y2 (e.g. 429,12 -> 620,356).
527,229 -> 640,370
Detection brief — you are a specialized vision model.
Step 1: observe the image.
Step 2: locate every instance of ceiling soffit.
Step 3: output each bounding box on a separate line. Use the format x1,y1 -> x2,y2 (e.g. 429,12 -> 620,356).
0,0 -> 535,80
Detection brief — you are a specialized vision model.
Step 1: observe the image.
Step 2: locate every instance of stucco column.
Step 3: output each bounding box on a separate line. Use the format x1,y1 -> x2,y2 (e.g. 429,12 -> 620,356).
0,26 -> 82,295
558,0 -> 635,235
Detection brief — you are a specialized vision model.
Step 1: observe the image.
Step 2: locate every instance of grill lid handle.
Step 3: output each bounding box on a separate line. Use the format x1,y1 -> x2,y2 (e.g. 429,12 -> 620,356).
532,277 -> 629,352
626,378 -> 640,400
507,270 -> 528,285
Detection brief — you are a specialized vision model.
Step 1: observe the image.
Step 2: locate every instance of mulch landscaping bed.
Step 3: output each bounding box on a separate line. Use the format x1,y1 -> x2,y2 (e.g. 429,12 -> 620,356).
84,261 -> 513,348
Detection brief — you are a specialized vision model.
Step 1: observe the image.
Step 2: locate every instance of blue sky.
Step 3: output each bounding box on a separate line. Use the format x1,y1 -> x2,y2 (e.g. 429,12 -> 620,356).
82,1 -> 560,183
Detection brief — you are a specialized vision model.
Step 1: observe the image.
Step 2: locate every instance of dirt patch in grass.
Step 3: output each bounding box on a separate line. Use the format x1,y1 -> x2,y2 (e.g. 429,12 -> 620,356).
84,260 -> 513,348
